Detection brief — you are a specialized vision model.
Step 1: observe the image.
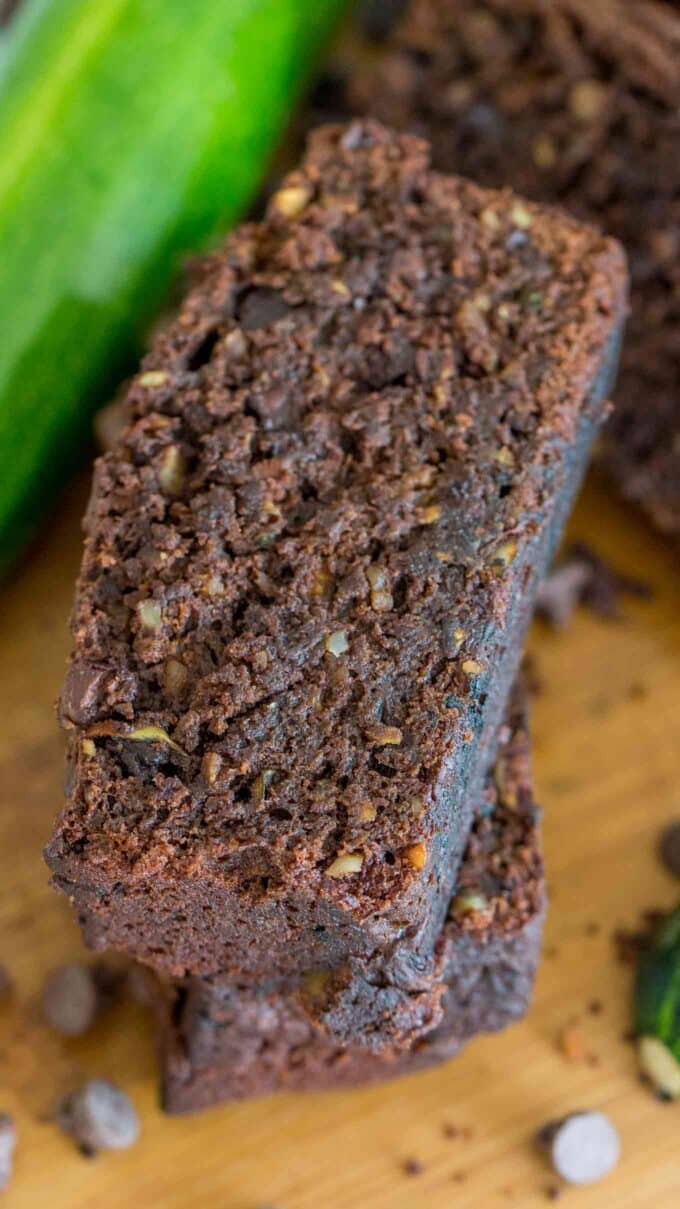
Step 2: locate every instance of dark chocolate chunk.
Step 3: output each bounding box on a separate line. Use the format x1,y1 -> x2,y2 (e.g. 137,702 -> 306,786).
236,287 -> 290,331
60,664 -> 108,726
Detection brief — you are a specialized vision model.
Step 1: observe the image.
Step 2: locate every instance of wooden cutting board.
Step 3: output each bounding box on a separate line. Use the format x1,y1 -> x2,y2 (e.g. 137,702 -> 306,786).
0,469 -> 679,1209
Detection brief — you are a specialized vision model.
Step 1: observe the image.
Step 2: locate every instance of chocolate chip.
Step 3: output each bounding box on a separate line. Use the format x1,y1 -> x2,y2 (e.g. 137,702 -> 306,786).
55,1080 -> 140,1154
341,121 -> 376,151
0,1115 -> 16,1192
535,560 -> 591,629
536,543 -> 652,629
362,336 -> 416,387
43,960 -> 123,1037
42,963 -> 99,1037
568,541 -> 653,620
60,663 -> 108,725
659,821 -> 680,879
237,287 -> 290,331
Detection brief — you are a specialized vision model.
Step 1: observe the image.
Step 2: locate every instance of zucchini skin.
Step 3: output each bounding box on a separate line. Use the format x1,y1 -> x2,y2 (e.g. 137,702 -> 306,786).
635,906 -> 680,1060
0,0 -> 343,576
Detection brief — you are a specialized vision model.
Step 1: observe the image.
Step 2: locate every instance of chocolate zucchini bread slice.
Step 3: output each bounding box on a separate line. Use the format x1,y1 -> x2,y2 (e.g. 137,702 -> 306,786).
345,0 -> 680,536
153,682 -> 544,1111
47,121 -> 625,983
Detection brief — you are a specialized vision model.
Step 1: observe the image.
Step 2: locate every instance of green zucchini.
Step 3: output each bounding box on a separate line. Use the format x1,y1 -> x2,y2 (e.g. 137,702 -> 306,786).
635,904 -> 680,1097
0,0 -> 344,577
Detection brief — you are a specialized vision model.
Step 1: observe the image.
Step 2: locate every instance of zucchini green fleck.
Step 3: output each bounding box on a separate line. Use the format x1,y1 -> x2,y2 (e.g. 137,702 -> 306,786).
635,904 -> 680,1097
0,0 -> 343,576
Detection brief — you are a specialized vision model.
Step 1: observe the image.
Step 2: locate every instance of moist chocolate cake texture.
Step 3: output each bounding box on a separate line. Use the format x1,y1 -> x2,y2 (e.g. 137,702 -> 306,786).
344,0 -> 680,537
46,121 -> 624,1004
153,682 -> 545,1111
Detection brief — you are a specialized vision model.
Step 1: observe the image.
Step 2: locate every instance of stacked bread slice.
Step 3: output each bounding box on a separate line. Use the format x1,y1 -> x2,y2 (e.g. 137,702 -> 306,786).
47,121 -> 626,1110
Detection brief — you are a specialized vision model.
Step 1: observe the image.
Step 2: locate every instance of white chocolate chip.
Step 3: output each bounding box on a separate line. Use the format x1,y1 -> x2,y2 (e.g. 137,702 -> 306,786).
544,1112 -> 620,1185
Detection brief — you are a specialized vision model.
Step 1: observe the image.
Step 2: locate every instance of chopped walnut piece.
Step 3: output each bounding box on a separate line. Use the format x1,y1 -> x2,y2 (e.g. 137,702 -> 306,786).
462,659 -> 483,676
532,134 -> 557,169
495,757 -> 518,808
404,842 -> 427,870
365,564 -> 394,611
201,752 -> 222,785
480,205 -> 500,230
81,739 -> 96,758
201,575 -> 224,597
261,498 -> 281,520
358,801 -> 377,822
494,446 -> 515,468
365,723 -> 402,746
162,658 -> 188,697
492,540 -> 518,570
126,725 -> 186,755
94,397 -> 127,453
417,504 -> 441,524
301,970 -> 330,1002
311,567 -> 332,598
252,769 -> 275,805
138,370 -> 169,388
410,464 -> 437,488
224,329 -> 247,358
452,893 -> 490,917
326,852 -> 363,877
158,445 -> 186,494
325,630 -> 349,658
510,202 -> 532,229
271,183 -> 313,218
137,600 -> 162,632
569,79 -> 608,121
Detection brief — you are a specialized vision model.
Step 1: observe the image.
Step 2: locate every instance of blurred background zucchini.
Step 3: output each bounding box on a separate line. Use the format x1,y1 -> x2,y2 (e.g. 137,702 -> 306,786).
0,0 -> 344,577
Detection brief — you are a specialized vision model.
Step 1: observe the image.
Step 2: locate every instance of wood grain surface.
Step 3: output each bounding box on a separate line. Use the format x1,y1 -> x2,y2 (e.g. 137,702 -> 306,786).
0,469 -> 679,1209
